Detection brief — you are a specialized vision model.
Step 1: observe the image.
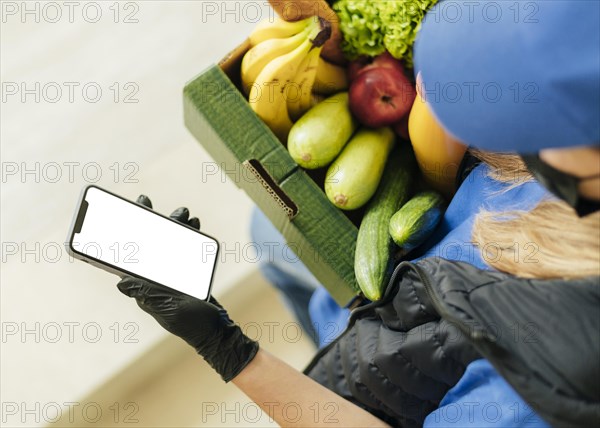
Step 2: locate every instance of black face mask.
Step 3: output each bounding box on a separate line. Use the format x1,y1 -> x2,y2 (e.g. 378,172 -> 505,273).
521,154 -> 600,217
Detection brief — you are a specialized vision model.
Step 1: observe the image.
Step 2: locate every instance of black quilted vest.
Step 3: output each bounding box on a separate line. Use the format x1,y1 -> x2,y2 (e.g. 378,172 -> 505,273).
305,258 -> 600,427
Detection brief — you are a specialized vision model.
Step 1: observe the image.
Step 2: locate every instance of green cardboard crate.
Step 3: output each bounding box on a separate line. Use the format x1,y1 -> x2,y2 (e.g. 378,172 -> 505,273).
183,41 -> 359,305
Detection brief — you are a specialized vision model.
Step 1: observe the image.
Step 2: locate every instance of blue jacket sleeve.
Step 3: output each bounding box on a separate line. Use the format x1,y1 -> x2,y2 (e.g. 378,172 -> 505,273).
424,359 -> 550,427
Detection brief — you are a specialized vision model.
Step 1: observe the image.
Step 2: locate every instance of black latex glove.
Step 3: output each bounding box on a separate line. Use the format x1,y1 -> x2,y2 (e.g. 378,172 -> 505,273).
117,195 -> 259,382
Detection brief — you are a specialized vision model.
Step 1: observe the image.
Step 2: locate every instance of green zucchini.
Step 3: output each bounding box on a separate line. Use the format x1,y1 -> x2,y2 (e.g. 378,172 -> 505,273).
325,127 -> 395,211
389,191 -> 445,254
354,144 -> 416,301
288,92 -> 358,170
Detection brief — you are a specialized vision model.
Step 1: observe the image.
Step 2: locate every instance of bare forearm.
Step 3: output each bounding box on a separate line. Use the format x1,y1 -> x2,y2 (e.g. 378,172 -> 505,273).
232,348 -> 389,427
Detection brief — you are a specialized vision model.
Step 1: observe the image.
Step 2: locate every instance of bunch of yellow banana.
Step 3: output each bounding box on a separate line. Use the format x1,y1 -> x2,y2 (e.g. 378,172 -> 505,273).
242,16 -> 348,143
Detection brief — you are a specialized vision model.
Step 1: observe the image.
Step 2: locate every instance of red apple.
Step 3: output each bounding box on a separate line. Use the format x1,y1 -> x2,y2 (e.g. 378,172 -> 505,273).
393,115 -> 410,141
349,67 -> 417,128
347,52 -> 405,82
347,57 -> 370,83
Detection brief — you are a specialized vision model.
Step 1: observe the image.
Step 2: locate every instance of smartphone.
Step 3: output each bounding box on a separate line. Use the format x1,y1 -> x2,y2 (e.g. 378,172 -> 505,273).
66,185 -> 219,301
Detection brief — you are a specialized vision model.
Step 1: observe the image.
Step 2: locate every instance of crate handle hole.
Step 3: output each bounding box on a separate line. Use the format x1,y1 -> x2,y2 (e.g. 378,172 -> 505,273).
243,159 -> 298,220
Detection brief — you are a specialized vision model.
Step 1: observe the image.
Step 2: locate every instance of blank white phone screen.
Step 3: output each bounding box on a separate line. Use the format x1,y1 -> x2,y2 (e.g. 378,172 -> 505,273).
72,187 -> 218,300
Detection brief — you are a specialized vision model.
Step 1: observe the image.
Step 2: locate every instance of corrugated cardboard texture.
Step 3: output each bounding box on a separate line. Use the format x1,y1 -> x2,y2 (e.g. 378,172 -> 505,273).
183,51 -> 359,305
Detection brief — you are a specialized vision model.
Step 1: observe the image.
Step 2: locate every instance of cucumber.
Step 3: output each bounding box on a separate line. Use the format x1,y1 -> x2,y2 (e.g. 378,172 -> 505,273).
389,191 -> 445,254
325,127 -> 395,211
354,144 -> 416,301
288,92 -> 358,169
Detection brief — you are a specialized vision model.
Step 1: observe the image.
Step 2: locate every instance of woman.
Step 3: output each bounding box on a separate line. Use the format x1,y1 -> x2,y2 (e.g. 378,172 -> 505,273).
116,1 -> 599,426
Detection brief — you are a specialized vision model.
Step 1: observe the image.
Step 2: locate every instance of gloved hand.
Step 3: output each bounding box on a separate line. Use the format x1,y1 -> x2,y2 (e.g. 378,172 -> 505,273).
117,195 -> 259,382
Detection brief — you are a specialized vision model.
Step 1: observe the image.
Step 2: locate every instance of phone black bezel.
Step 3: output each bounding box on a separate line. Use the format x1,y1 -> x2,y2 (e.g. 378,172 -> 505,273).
66,185 -> 220,301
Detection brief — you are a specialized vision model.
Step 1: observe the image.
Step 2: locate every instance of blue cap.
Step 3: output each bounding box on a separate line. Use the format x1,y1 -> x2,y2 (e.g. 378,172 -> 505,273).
414,0 -> 600,153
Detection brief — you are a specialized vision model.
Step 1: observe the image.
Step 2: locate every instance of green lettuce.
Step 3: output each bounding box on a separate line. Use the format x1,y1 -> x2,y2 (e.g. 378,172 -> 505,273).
334,1 -> 387,58
333,0 -> 439,68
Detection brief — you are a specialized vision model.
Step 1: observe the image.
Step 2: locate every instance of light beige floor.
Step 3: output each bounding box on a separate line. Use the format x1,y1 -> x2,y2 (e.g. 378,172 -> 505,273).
1,3 -> 318,427
49,271 -> 317,428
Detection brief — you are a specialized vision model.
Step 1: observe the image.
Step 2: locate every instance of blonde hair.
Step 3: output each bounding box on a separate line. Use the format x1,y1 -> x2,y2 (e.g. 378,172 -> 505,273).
470,150 -> 600,279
